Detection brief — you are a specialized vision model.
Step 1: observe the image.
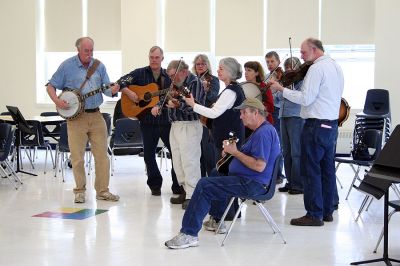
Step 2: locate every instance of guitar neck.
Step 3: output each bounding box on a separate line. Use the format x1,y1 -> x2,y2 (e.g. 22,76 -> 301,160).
81,85 -> 111,100
152,88 -> 170,97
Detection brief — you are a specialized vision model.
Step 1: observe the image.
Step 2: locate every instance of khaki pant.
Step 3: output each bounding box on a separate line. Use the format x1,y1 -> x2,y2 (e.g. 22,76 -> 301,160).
169,120 -> 203,198
67,111 -> 110,194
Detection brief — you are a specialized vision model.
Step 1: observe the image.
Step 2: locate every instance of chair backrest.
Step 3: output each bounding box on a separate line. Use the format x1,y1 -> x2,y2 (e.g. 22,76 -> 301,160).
58,122 -> 70,152
40,112 -> 59,117
0,123 -> 14,161
251,154 -> 282,202
112,99 -> 126,127
102,112 -> 112,136
113,118 -> 143,148
363,89 -> 390,116
351,128 -> 383,161
19,120 -> 46,147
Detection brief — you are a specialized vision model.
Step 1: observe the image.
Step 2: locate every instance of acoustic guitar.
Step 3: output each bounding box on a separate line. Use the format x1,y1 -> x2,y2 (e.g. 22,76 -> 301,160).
338,97 -> 350,127
121,83 -> 170,118
216,132 -> 238,175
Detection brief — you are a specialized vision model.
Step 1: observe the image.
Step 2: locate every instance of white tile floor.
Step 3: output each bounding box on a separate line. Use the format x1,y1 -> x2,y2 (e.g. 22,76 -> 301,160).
1,152 -> 399,266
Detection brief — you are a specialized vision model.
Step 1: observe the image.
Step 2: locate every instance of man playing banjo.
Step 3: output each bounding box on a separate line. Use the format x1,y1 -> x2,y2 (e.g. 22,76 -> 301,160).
46,36 -> 120,204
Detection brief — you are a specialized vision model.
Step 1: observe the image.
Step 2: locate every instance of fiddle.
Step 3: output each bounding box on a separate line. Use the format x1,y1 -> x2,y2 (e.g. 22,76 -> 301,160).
280,61 -> 312,88
199,69 -> 213,92
264,66 -> 284,90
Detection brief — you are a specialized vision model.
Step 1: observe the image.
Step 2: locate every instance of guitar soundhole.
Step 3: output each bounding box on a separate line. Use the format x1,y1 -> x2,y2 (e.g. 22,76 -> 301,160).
138,100 -> 150,108
143,92 -> 152,102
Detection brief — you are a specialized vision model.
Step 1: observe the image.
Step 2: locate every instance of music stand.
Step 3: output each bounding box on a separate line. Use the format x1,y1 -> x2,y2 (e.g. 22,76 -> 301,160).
351,125 -> 400,265
6,105 -> 37,176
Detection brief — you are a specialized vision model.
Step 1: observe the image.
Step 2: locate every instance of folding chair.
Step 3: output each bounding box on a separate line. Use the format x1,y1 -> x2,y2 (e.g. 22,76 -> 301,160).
0,123 -> 23,189
110,118 -> 143,175
335,129 -> 382,200
216,155 -> 286,246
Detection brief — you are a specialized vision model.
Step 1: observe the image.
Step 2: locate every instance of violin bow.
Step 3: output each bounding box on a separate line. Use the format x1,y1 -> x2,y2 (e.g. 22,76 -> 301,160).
158,57 -> 183,114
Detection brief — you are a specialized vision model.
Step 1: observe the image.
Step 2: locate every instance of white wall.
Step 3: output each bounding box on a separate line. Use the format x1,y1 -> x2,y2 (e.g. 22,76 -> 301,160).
374,0 -> 400,128
0,0 -> 398,126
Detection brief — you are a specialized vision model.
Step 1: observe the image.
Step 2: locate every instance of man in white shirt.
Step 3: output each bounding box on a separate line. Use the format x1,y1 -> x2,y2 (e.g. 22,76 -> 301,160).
270,38 -> 344,226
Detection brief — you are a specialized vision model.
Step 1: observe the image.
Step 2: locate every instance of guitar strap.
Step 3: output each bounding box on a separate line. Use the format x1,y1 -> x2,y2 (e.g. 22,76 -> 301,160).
78,59 -> 101,91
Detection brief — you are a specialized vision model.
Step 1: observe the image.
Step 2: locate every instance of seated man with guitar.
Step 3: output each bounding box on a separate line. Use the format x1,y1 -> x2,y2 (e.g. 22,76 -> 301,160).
165,60 -> 205,209
165,98 -> 280,249
112,46 -> 183,196
46,37 -> 120,204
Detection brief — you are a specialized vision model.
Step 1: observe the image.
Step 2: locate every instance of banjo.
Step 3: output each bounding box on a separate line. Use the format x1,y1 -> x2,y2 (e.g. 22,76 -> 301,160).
57,84 -> 112,120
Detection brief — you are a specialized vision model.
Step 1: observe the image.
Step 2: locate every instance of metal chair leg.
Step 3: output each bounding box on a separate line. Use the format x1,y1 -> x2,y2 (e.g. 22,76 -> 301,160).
220,201 -> 245,247
345,165 -> 361,200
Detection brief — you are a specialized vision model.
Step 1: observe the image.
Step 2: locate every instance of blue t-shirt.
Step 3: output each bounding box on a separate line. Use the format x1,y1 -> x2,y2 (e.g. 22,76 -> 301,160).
228,121 -> 280,185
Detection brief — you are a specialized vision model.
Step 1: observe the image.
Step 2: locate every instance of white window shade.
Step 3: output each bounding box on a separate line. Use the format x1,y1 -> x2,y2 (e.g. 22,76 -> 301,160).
321,0 -> 374,45
266,0 -> 319,49
165,0 -> 210,52
88,0 -> 121,51
215,0 -> 263,56
45,0 -> 82,52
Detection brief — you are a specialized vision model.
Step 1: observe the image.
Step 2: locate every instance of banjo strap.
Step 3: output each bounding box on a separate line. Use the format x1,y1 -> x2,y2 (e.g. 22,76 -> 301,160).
78,59 -> 101,91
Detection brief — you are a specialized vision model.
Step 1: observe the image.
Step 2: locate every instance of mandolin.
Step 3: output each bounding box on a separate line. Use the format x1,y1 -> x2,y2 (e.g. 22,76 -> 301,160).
216,132 -> 238,175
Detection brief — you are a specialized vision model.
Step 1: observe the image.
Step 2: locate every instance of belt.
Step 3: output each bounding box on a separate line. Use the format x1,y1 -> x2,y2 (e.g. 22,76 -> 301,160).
85,107 -> 100,113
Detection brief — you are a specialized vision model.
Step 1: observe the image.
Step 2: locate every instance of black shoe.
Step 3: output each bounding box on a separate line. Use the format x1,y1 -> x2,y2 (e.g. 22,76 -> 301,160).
290,215 -> 324,226
182,199 -> 190,210
278,186 -> 290,192
288,189 -> 303,195
323,215 -> 333,222
172,187 -> 185,195
170,192 -> 186,204
334,204 -> 339,210
151,188 -> 161,196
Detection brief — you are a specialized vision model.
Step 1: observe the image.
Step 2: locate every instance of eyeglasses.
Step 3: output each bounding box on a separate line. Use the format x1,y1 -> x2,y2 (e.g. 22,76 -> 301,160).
196,63 -> 206,67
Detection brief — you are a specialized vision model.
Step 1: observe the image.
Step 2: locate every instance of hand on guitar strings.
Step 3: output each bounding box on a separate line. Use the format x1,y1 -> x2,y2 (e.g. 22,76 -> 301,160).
222,139 -> 238,157
120,87 -> 139,103
151,106 -> 160,117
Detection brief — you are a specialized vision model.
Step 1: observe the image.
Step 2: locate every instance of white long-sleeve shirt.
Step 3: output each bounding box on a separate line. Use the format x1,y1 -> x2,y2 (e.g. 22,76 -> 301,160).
282,55 -> 344,120
193,89 -> 237,119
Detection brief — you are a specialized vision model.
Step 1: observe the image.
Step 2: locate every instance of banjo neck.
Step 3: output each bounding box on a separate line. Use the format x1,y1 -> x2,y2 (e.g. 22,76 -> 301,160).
80,84 -> 112,100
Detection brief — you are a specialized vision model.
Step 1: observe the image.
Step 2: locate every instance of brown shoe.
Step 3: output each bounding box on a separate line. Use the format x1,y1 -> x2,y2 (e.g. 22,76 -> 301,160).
290,215 -> 324,226
170,192 -> 186,204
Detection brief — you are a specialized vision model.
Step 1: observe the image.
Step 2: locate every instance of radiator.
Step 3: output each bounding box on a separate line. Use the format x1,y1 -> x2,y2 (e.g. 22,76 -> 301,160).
336,129 -> 353,154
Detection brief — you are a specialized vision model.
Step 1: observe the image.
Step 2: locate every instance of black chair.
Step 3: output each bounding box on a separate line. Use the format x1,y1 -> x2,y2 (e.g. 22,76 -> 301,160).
110,118 -> 143,175
335,129 -> 383,200
102,112 -> 112,154
18,120 -> 55,174
216,155 -> 286,246
0,123 -> 22,189
357,89 -> 390,118
40,111 -> 61,142
54,122 -> 92,182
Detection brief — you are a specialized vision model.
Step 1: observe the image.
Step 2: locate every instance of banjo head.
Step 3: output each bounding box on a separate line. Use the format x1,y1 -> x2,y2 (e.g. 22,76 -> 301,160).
57,90 -> 84,119
240,82 -> 262,101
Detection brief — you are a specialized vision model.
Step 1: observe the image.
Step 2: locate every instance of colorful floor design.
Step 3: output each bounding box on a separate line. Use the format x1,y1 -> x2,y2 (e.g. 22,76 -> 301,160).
32,208 -> 108,220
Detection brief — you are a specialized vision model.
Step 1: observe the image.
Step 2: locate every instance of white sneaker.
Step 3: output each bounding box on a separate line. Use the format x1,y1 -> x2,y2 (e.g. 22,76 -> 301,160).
165,232 -> 199,249
203,216 -> 227,234
74,192 -> 85,203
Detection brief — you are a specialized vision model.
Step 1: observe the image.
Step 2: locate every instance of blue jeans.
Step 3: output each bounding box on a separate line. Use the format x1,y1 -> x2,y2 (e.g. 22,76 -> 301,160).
301,119 -> 338,219
280,117 -> 304,191
180,175 -> 267,237
200,127 -> 216,177
140,123 -> 180,192
272,107 -> 284,178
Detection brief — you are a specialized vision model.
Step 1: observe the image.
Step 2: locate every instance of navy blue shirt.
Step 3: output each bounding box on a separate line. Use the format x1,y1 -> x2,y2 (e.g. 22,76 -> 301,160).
118,66 -> 171,125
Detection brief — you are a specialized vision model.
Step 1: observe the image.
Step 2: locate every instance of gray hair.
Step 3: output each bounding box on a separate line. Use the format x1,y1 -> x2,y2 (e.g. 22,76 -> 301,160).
304,38 -> 325,52
149,46 -> 164,56
192,54 -> 213,75
284,57 -> 301,70
167,60 -> 189,72
219,57 -> 242,81
75,37 -> 94,48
